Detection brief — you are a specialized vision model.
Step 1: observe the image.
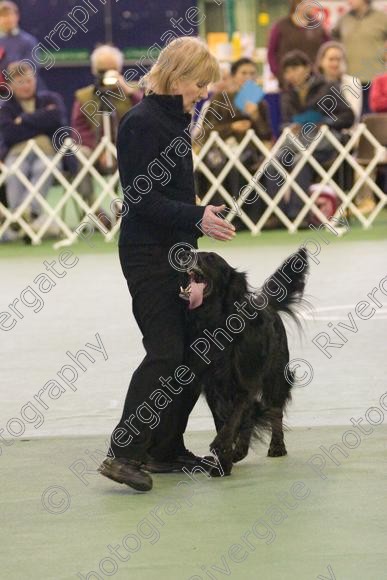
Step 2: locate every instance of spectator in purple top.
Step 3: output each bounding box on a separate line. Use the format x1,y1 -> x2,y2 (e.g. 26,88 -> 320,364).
268,0 -> 330,87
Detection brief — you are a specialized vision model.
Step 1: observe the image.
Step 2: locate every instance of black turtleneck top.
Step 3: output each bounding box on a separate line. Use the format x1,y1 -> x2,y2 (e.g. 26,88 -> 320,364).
117,93 -> 206,248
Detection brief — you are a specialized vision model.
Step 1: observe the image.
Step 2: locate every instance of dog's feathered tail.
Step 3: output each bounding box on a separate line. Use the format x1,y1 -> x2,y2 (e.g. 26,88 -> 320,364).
250,400 -> 273,442
263,248 -> 310,326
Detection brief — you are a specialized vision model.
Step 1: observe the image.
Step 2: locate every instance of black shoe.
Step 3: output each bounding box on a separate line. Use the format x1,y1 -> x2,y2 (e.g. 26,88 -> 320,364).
98,457 -> 153,492
142,451 -> 215,474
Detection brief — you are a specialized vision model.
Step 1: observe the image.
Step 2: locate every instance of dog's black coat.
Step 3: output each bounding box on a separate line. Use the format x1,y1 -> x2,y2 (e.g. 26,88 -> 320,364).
182,249 -> 309,476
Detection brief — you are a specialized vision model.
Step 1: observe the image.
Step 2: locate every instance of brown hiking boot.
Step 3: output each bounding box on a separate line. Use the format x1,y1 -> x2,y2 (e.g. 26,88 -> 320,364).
98,457 -> 153,492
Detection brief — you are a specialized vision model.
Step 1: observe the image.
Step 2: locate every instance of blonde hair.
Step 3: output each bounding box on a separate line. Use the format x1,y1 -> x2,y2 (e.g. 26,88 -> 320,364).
141,36 -> 220,95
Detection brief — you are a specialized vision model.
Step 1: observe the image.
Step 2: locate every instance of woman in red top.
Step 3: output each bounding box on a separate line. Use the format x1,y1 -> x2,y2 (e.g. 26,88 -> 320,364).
370,74 -> 387,113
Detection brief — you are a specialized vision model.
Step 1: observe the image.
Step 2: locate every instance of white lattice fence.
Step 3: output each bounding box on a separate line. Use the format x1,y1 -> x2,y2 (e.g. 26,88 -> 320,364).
193,124 -> 387,235
0,136 -> 121,247
0,124 -> 386,246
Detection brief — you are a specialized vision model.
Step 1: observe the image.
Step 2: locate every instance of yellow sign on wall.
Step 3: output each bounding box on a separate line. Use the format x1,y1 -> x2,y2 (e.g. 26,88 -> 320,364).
258,12 -> 270,26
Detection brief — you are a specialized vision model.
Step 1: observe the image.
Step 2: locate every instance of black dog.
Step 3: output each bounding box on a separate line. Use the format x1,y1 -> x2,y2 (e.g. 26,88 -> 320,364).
179,248 -> 309,476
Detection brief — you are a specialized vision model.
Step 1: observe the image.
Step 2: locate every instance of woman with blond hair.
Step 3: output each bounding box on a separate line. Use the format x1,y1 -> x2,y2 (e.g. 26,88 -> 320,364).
316,41 -> 363,126
100,37 -> 235,492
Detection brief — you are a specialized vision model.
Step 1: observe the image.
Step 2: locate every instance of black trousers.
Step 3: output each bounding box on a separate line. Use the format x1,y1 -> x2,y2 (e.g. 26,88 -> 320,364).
109,244 -> 201,461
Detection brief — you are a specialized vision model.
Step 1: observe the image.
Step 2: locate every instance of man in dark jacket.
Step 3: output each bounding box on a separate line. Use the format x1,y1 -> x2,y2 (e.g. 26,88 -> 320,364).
0,61 -> 66,219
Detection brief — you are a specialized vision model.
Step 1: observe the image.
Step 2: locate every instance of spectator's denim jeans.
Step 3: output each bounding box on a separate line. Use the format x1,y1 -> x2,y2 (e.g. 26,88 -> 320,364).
5,151 -> 55,216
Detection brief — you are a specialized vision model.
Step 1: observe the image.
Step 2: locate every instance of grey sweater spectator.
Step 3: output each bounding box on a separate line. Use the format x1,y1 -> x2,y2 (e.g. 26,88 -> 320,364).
332,0 -> 387,111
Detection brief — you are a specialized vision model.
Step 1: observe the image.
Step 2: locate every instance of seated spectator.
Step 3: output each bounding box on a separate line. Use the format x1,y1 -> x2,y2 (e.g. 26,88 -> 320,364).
316,41 -> 363,126
0,1 -> 42,241
0,1 -> 39,71
72,45 -> 141,168
366,56 -> 387,209
197,58 -> 273,228
191,61 -> 232,141
268,0 -> 330,87
370,73 -> 387,113
203,58 -> 272,146
71,45 -> 142,224
278,50 -> 354,220
0,61 -> 66,226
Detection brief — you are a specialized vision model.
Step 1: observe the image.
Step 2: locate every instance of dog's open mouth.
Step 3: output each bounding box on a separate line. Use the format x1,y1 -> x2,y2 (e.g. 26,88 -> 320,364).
179,267 -> 207,310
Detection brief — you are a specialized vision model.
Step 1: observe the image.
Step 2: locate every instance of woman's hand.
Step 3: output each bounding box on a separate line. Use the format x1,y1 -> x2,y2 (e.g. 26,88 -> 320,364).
201,204 -> 236,241
118,75 -> 138,96
231,120 -> 252,134
244,101 -> 259,118
289,123 -> 301,135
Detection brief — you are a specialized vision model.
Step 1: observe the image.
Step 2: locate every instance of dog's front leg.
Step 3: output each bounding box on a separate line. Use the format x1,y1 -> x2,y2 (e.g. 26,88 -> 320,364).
210,395 -> 248,476
205,389 -> 225,434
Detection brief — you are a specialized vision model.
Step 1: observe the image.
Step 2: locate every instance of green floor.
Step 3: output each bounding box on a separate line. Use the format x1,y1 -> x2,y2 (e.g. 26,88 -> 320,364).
1,207 -> 387,259
1,210 -> 386,580
1,428 -> 386,580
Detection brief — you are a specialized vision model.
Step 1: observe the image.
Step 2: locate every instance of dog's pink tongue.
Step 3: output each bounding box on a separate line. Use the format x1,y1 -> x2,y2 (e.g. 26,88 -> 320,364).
189,281 -> 206,310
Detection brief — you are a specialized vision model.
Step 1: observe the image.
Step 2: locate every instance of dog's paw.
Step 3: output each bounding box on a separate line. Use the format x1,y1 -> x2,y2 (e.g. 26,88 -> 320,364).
232,437 -> 249,463
267,443 -> 287,457
209,465 -> 231,477
232,446 -> 249,463
209,461 -> 232,477
209,448 -> 233,476
210,436 -> 227,454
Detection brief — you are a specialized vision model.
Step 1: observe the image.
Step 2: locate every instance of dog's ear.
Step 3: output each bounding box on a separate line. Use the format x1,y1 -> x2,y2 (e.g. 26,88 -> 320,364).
224,269 -> 248,311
